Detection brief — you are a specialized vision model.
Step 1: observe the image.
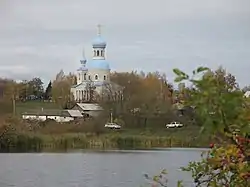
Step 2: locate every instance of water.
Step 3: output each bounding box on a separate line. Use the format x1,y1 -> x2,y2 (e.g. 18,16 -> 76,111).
0,148 -> 207,187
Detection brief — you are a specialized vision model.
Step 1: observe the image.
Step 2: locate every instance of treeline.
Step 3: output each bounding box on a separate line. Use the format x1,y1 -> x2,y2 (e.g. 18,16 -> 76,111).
1,66 -> 249,152
0,67 -> 248,124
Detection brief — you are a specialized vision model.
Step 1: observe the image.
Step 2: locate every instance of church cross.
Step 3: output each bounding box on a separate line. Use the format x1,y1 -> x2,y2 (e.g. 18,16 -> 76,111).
97,24 -> 102,35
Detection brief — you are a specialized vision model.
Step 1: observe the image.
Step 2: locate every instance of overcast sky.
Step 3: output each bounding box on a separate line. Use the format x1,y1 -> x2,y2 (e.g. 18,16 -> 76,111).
0,0 -> 250,86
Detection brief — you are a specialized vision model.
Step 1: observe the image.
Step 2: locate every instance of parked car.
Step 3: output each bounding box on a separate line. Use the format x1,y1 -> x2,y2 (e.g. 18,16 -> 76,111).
166,122 -> 183,128
104,122 -> 121,129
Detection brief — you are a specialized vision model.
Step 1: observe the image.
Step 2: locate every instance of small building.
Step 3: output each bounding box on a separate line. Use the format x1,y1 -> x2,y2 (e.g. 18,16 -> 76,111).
22,109 -> 83,122
71,103 -> 103,117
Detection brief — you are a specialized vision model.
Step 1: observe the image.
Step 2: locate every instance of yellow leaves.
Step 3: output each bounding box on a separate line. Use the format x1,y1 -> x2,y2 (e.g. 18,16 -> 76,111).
153,175 -> 159,182
52,74 -> 75,107
238,162 -> 245,171
110,71 -> 173,109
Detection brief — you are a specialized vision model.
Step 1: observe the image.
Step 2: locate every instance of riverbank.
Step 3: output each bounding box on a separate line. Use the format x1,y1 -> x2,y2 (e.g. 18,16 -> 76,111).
0,116 -> 210,152
0,130 -> 209,152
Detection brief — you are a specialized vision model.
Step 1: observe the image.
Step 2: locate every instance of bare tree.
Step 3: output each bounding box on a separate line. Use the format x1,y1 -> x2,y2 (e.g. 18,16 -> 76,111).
84,80 -> 97,103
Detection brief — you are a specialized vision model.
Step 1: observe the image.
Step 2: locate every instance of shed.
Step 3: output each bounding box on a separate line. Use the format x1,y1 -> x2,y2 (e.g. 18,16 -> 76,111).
71,103 -> 103,117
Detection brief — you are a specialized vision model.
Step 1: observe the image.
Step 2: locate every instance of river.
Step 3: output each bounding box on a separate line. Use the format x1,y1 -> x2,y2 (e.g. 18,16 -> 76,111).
0,148 -> 208,187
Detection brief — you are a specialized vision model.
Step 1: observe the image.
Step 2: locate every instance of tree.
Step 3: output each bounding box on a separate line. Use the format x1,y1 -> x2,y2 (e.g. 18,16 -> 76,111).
170,66 -> 250,186
110,71 -> 173,112
44,81 -> 52,100
27,77 -> 44,98
85,80 -> 97,103
145,67 -> 250,187
212,67 -> 239,92
55,69 -> 65,81
17,80 -> 29,100
101,71 -> 176,128
242,86 -> 250,93
52,71 -> 74,109
173,66 -> 248,135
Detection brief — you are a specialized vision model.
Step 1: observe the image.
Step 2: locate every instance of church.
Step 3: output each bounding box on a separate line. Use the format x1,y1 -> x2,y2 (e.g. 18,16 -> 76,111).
71,25 -> 123,102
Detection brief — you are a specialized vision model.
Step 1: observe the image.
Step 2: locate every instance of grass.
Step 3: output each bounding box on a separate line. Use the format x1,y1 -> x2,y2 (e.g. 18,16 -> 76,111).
15,101 -> 60,115
1,101 -> 210,152
0,131 -> 206,153
0,116 -> 208,152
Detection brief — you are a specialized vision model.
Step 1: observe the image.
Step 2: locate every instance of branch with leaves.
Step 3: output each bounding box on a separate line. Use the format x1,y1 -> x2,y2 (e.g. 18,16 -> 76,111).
145,66 -> 250,187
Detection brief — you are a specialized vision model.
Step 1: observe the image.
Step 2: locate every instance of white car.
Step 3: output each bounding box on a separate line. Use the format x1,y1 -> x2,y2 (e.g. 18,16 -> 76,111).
166,122 -> 183,128
104,123 -> 121,129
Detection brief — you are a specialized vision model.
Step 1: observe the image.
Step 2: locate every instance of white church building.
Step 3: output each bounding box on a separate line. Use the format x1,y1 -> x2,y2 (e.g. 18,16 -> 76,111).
71,25 -> 123,102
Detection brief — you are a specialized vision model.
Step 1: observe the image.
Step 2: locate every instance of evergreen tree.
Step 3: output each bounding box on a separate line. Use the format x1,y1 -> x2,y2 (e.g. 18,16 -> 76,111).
44,81 -> 52,100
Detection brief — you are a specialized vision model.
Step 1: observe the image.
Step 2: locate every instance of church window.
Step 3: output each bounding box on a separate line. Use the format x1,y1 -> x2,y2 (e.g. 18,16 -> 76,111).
95,74 -> 98,80
84,73 -> 86,80
97,50 -> 100,56
89,75 -> 91,80
78,73 -> 81,80
104,75 -> 106,80
84,90 -> 86,100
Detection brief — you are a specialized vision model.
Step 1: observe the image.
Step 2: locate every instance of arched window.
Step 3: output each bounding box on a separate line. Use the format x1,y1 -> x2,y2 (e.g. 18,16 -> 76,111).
95,74 -> 98,80
84,73 -> 86,80
84,90 -> 87,100
78,73 -> 81,80
89,75 -> 91,80
103,75 -> 106,80
94,50 -> 96,56
101,50 -> 103,57
97,50 -> 99,56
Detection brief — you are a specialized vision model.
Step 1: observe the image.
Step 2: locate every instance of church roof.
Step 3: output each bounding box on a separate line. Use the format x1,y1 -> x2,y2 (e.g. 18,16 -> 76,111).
86,59 -> 110,70
92,35 -> 106,48
71,81 -> 124,90
77,66 -> 88,71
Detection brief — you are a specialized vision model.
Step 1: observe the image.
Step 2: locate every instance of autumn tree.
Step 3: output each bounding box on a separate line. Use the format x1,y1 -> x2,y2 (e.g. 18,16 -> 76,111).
104,71 -> 175,128
0,78 -> 14,115
147,67 -> 250,187
110,71 -> 173,112
52,70 -> 75,109
17,80 -> 29,100
173,66 -> 248,135
169,67 -> 250,187
209,67 -> 239,92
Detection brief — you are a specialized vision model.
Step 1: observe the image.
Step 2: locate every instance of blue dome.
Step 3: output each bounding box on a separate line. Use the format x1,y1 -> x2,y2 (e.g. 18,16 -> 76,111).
86,59 -> 110,70
92,35 -> 107,48
77,66 -> 88,71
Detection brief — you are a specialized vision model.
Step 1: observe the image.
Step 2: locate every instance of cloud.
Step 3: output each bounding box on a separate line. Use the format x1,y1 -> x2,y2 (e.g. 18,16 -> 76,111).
0,0 -> 250,87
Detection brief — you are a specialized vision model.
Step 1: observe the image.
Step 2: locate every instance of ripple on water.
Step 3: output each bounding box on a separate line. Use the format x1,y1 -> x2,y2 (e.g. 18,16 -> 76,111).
0,149 -> 204,187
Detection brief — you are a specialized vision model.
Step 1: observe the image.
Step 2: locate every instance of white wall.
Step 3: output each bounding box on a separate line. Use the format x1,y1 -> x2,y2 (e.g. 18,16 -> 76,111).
22,115 -> 74,122
88,69 -> 110,82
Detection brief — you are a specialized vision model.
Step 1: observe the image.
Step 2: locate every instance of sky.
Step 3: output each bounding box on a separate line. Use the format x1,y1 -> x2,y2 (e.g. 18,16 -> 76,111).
0,0 -> 250,87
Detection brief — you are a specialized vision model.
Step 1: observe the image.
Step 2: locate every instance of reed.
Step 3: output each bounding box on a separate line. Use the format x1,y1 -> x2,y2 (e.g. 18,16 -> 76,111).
0,132 -> 208,152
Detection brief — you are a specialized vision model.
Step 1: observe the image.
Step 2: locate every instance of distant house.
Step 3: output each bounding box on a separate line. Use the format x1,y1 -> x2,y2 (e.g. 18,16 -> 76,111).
22,109 -> 83,122
71,103 -> 103,117
244,91 -> 250,98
